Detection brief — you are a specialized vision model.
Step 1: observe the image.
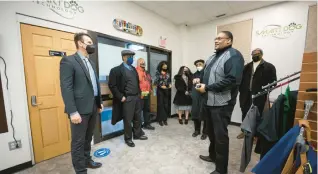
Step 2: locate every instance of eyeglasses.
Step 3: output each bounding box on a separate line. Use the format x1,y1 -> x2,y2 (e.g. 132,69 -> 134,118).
214,37 -> 229,41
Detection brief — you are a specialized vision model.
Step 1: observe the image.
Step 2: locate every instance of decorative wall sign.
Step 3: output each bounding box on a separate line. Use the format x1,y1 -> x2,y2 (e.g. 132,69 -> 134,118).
159,36 -> 167,48
33,0 -> 84,19
49,50 -> 66,57
113,19 -> 143,36
256,22 -> 303,39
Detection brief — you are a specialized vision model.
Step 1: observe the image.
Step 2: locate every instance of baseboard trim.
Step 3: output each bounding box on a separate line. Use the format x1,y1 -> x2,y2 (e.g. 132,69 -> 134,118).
101,130 -> 124,142
170,114 -> 241,127
230,122 -> 241,127
0,161 -> 32,174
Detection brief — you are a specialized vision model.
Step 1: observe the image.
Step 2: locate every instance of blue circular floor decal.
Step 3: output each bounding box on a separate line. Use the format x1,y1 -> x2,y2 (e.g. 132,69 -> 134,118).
94,148 -> 111,158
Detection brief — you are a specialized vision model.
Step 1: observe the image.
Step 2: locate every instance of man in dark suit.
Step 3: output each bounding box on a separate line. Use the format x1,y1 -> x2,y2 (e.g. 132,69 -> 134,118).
60,33 -> 103,174
108,50 -> 148,147
237,48 -> 277,139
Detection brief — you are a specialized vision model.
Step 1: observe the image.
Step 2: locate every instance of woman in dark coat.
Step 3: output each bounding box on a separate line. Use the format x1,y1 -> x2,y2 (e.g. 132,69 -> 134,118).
174,66 -> 193,125
154,61 -> 172,126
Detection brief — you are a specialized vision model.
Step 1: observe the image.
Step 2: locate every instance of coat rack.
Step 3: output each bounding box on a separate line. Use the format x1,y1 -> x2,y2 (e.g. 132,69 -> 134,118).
262,71 -> 301,90
252,71 -> 301,99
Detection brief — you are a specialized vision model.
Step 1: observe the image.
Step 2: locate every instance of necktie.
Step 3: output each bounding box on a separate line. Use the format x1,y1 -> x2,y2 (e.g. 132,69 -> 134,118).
83,58 -> 98,96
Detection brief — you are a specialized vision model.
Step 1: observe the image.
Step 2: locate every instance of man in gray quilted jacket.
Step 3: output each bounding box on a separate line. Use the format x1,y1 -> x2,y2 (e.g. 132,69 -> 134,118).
195,31 -> 244,174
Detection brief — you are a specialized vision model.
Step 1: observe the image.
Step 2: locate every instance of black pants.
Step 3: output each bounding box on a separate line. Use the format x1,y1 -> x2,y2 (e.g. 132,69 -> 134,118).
123,95 -> 144,141
70,101 -> 98,174
194,120 -> 207,134
141,96 -> 151,126
157,88 -> 170,122
203,104 -> 234,174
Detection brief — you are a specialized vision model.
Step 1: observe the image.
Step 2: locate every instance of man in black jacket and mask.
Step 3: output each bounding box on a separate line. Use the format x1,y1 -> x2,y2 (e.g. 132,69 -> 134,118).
237,48 -> 277,139
191,59 -> 207,140
108,50 -> 148,147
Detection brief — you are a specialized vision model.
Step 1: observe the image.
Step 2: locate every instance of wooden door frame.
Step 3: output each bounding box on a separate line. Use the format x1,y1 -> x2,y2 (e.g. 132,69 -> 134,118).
88,31 -> 173,144
16,14 -> 88,165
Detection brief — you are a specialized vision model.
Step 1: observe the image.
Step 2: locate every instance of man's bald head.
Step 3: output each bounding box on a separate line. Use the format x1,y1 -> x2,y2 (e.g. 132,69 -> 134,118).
137,58 -> 146,68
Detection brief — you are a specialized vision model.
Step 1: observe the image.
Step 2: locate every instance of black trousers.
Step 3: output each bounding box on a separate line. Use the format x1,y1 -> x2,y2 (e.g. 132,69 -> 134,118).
70,101 -> 98,174
203,104 -> 234,174
194,120 -> 207,134
157,88 -> 170,122
122,95 -> 144,141
141,96 -> 151,126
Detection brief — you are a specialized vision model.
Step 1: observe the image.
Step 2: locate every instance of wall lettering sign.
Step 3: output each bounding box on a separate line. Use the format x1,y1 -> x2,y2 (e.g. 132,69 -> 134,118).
256,22 -> 303,39
113,19 -> 143,36
33,0 -> 84,19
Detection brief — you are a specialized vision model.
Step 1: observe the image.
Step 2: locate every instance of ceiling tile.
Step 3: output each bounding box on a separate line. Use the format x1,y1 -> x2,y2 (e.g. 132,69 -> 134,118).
133,1 -> 164,11
227,1 -> 281,14
133,1 -> 283,26
193,1 -> 230,17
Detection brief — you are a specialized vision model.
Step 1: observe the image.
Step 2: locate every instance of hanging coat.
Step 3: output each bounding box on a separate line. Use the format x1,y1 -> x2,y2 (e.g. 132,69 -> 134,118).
252,125 -> 317,174
240,105 -> 260,172
191,70 -> 204,120
252,126 -> 301,174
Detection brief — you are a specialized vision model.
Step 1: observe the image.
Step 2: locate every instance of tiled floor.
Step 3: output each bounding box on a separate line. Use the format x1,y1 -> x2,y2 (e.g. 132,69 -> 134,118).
16,118 -> 259,174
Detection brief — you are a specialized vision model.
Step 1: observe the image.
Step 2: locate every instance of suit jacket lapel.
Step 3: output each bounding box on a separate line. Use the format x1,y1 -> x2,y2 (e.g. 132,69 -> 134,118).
74,53 -> 92,85
120,63 -> 128,87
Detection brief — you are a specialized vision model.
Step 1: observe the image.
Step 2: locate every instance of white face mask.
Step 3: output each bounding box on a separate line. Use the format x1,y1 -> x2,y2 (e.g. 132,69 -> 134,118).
196,66 -> 203,71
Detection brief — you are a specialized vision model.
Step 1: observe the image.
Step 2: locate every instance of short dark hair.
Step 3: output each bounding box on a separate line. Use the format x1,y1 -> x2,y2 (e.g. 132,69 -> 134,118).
194,59 -> 205,66
220,31 -> 233,43
74,32 -> 92,49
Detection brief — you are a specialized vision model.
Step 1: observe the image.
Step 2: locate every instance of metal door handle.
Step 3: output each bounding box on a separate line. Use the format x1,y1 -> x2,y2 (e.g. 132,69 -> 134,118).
31,96 -> 42,106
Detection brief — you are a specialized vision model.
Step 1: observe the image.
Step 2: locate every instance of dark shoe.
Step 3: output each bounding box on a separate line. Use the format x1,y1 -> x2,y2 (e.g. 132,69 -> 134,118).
133,135 -> 148,140
237,132 -> 244,139
192,131 -> 200,137
210,170 -> 227,174
159,121 -> 164,126
178,119 -> 183,125
86,160 -> 102,169
143,124 -> 155,130
199,155 -> 215,163
163,121 -> 168,126
201,134 -> 207,140
125,140 -> 135,147
185,119 -> 189,125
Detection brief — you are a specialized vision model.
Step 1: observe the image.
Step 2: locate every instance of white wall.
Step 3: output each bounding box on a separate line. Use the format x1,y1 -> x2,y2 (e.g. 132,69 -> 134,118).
0,1 -> 182,170
0,0 -> 315,170
184,1 -> 315,123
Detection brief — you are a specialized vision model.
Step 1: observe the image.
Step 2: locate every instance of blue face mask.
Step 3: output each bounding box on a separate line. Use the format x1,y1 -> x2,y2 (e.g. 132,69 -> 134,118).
127,56 -> 134,65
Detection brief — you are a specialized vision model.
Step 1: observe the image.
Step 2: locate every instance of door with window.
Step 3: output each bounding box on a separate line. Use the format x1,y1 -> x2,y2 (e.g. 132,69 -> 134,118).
20,24 -> 75,163
148,48 -> 171,114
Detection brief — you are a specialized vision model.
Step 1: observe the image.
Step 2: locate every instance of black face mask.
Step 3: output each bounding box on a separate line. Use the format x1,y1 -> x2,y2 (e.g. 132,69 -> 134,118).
86,44 -> 96,55
252,55 -> 261,62
140,64 -> 145,69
